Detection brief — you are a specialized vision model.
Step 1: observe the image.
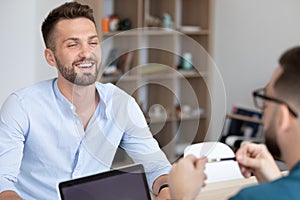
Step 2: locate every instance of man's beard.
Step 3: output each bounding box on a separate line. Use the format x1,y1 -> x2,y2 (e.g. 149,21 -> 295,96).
264,122 -> 281,159
55,55 -> 100,86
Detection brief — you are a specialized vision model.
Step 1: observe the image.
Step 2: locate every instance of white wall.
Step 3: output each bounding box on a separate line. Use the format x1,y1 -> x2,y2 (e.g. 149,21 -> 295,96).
209,0 -> 300,139
0,0 -> 67,106
0,0 -> 36,105
213,0 -> 300,112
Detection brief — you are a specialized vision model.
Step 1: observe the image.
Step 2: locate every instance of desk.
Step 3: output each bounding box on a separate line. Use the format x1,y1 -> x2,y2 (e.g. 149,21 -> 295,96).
195,176 -> 257,200
151,171 -> 288,199
150,177 -> 257,200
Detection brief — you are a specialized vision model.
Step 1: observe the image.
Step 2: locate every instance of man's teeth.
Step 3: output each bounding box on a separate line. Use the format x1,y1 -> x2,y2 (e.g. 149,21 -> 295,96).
78,63 -> 93,68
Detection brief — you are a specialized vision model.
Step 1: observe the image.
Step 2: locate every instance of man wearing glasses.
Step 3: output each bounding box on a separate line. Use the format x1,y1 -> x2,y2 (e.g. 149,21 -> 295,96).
168,46 -> 300,200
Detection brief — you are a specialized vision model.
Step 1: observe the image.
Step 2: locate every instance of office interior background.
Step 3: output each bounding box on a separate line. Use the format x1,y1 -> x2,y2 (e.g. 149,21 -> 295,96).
1,0 -> 300,143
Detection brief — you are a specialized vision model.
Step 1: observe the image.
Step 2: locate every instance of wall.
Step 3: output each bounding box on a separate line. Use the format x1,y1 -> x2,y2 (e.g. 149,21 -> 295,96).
213,0 -> 300,112
0,0 -> 36,105
209,0 -> 300,139
0,0 -> 66,106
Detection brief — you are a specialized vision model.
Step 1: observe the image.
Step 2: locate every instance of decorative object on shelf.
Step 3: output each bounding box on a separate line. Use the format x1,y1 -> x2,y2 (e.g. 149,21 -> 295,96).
109,14 -> 120,31
148,104 -> 168,120
146,15 -> 161,27
102,17 -> 109,33
181,105 -> 192,117
176,104 -> 204,119
162,13 -> 174,29
118,18 -> 132,30
178,52 -> 193,70
179,26 -> 202,33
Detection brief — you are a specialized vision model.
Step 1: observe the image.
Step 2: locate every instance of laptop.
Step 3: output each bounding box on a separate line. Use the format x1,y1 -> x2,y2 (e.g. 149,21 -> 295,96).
58,164 -> 151,200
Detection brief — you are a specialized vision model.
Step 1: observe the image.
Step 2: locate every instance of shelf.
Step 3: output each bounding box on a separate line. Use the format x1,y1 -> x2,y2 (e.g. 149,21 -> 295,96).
102,31 -> 139,37
226,113 -> 263,124
136,28 -> 177,36
146,114 -> 206,124
103,28 -> 177,37
177,69 -> 207,78
77,0 -> 212,161
179,29 -> 210,35
179,114 -> 206,121
146,116 -> 176,124
100,75 -> 138,83
102,28 -> 210,39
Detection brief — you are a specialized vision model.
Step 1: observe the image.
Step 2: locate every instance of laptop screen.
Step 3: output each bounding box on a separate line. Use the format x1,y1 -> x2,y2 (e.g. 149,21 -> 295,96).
59,164 -> 151,200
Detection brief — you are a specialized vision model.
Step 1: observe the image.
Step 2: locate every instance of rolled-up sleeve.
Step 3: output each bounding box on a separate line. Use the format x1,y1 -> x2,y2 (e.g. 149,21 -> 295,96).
119,96 -> 171,190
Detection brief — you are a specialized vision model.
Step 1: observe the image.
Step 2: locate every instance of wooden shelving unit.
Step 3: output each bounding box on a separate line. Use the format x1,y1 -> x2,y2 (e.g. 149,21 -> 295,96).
76,0 -> 213,162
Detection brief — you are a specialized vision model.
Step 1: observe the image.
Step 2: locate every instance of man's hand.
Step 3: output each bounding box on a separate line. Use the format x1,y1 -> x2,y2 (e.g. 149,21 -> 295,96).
168,155 -> 207,200
0,190 -> 22,200
236,143 -> 281,183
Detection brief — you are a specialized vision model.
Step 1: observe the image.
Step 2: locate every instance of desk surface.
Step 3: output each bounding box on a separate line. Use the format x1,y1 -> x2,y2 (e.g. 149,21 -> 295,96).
195,176 -> 257,200
150,177 -> 257,200
151,171 -> 288,199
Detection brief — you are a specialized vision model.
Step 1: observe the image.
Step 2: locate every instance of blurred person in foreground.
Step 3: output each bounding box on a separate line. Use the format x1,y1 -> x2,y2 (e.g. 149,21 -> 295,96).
169,46 -> 300,200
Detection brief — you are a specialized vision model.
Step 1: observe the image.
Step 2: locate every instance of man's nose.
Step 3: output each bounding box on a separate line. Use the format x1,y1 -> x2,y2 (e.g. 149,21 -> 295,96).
79,44 -> 92,58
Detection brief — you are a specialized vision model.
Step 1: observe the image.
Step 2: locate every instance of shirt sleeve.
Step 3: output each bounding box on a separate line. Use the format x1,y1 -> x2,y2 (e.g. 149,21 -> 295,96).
119,96 -> 171,191
0,94 -> 27,192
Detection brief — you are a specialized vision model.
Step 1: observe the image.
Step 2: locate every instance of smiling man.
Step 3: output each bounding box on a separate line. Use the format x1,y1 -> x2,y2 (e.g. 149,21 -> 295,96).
0,2 -> 171,199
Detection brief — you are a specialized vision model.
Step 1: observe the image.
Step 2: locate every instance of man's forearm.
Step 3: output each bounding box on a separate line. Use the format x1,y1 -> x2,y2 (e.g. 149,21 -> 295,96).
0,190 -> 22,200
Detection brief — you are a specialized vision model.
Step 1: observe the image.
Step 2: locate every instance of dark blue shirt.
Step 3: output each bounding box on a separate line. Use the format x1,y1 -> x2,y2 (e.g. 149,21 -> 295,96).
229,161 -> 300,200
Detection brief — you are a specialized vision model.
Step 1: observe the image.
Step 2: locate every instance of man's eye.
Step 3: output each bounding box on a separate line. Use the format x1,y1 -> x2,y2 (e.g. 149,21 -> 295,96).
90,42 -> 99,46
67,43 -> 78,47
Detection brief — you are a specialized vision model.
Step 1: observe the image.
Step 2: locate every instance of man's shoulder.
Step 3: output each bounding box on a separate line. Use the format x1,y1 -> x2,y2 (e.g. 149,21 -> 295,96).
230,182 -> 274,200
14,79 -> 55,96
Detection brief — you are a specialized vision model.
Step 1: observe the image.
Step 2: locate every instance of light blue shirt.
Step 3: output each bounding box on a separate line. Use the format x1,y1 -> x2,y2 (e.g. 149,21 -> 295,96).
0,78 -> 171,199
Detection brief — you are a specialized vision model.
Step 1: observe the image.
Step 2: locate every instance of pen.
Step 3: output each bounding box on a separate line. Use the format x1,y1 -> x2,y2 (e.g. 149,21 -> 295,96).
207,157 -> 236,163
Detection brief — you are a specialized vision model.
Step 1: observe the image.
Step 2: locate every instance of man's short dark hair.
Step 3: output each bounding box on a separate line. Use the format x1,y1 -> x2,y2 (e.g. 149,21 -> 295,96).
41,2 -> 96,51
274,46 -> 300,109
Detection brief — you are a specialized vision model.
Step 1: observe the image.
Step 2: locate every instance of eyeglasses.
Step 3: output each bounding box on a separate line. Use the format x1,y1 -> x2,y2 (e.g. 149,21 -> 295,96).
252,88 -> 298,118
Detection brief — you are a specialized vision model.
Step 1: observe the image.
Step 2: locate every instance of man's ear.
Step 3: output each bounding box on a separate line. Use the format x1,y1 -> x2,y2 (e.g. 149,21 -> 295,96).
277,104 -> 291,133
44,48 -> 56,67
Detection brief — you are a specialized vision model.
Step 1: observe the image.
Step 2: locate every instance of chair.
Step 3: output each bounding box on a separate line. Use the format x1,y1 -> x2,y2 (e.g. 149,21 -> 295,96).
184,142 -> 243,183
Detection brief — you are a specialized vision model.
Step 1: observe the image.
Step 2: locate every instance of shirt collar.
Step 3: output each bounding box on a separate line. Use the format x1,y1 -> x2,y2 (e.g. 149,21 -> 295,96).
52,78 -> 108,119
52,78 -> 75,111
